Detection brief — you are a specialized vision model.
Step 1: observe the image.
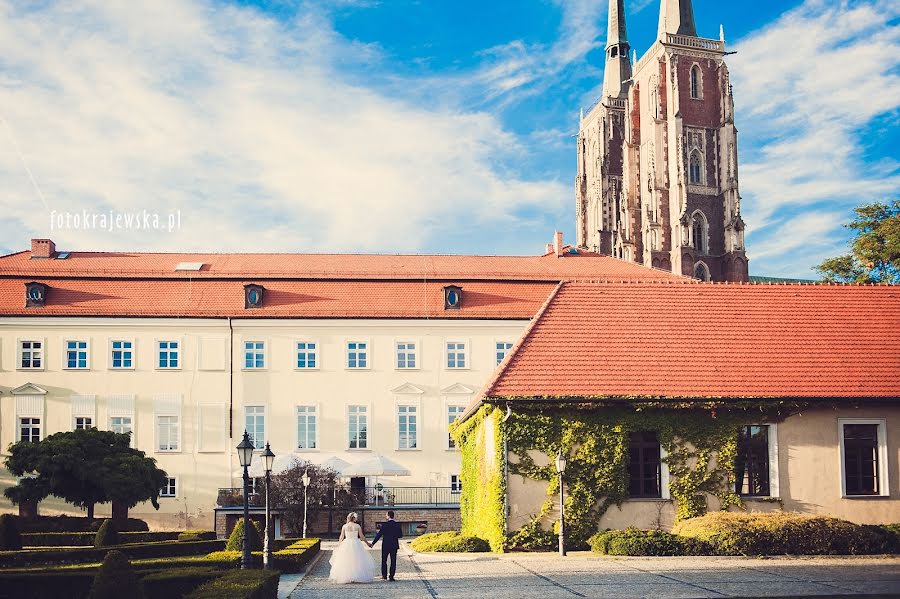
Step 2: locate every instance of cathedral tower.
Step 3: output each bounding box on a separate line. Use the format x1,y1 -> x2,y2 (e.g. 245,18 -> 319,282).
576,0 -> 749,282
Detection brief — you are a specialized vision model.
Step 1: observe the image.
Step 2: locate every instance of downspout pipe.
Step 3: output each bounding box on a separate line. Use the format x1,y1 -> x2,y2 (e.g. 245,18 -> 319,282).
502,403 -> 512,534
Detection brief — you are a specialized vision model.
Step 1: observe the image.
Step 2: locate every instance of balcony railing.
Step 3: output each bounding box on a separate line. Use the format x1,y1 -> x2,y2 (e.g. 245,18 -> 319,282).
217,487 -> 266,508
216,486 -> 461,508
665,34 -> 724,52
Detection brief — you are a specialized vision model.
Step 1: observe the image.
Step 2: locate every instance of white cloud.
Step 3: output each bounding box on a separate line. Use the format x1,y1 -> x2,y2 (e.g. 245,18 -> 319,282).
0,0 -> 569,255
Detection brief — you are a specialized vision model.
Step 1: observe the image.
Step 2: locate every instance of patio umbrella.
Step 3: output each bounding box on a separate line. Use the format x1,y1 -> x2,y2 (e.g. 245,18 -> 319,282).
342,453 -> 410,477
318,456 -> 350,475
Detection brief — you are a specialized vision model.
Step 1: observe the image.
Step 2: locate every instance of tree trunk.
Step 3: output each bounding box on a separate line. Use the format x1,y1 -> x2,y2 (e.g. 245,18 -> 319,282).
112,501 -> 128,522
18,499 -> 38,519
87,503 -> 94,521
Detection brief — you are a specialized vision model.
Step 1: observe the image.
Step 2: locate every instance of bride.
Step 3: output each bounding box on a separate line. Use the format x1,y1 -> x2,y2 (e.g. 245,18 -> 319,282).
329,512 -> 377,584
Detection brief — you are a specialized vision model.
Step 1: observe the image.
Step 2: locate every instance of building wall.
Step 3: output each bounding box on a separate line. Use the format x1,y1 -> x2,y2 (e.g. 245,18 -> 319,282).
0,317 -> 527,530
506,405 -> 900,533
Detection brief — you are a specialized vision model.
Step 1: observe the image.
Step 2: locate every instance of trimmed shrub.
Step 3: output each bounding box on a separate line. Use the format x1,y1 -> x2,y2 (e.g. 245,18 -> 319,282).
88,550 -> 144,599
93,521 -> 118,548
0,571 -> 95,599
178,530 -> 217,542
12,516 -> 147,534
226,519 -> 263,552
141,567 -> 219,597
272,538 -> 321,573
673,512 -> 899,556
22,531 -> 180,547
0,539 -> 227,568
410,531 -> 490,553
589,528 -> 712,556
0,514 -> 23,551
185,569 -> 279,599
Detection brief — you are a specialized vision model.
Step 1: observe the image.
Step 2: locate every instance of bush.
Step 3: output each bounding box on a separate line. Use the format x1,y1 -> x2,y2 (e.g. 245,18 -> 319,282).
141,566 -> 219,597
178,530 -> 217,542
88,550 -> 144,599
93,521 -> 119,548
506,519 -> 556,552
410,531 -> 490,553
588,528 -> 712,556
0,514 -> 23,551
0,571 -> 95,599
185,569 -> 279,599
225,519 -> 263,552
673,512 -> 900,556
272,538 -> 321,573
0,539 -> 227,568
22,531 -> 181,547
12,516 -> 148,534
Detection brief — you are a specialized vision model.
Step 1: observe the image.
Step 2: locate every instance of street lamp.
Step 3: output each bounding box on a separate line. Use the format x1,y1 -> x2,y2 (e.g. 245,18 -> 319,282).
236,430 -> 255,570
302,469 -> 311,539
262,442 -> 276,570
555,449 -> 567,557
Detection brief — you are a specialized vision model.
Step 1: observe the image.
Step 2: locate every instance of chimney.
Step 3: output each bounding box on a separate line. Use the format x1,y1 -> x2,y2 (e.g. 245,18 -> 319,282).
31,239 -> 56,259
545,243 -> 554,255
554,231 -> 564,258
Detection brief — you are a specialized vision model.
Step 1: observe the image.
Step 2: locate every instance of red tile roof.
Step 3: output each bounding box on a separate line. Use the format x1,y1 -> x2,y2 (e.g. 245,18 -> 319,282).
473,281 -> 900,404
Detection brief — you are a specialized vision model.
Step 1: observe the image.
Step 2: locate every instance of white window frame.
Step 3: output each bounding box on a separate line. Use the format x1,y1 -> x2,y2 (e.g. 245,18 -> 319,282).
347,404 -> 371,451
110,415 -> 134,442
63,339 -> 90,370
294,339 -> 319,370
156,415 -> 180,453
296,404 -> 319,451
394,339 -> 420,370
346,339 -> 370,370
493,340 -> 514,366
73,416 -> 94,430
396,404 -> 419,451
450,474 -> 462,493
17,339 -> 46,371
160,477 -> 177,498
446,404 -> 466,450
838,418 -> 889,498
444,339 -> 470,370
17,417 -> 42,443
109,338 -> 136,370
242,340 -> 267,370
155,339 -> 182,370
244,405 -> 267,449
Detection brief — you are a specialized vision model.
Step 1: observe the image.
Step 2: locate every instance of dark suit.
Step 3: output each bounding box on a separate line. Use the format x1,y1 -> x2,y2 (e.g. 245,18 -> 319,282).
371,519 -> 403,579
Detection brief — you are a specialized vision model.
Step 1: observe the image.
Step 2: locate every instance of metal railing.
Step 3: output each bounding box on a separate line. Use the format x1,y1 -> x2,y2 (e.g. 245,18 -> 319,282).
217,487 -> 265,508
216,485 -> 461,508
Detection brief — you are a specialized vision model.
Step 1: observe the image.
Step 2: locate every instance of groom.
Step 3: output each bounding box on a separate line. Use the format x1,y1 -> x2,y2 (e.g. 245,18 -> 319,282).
371,511 -> 402,581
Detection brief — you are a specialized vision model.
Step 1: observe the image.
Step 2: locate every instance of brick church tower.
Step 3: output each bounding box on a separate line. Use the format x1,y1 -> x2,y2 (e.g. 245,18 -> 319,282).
576,0 -> 749,282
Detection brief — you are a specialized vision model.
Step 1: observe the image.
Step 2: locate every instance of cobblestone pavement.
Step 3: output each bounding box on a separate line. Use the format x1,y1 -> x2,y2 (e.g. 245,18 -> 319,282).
289,541 -> 900,598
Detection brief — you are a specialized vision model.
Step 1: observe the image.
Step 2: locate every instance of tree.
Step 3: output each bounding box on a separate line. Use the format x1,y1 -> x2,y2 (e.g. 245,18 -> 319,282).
4,429 -> 168,520
269,459 -> 341,535
816,200 -> 900,284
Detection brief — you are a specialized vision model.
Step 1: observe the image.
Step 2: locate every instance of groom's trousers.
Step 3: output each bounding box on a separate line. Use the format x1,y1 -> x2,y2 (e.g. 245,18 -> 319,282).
381,548 -> 398,579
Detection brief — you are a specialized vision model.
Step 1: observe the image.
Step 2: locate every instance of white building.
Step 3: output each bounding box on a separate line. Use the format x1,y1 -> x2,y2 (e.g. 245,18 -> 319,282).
0,237 -> 679,531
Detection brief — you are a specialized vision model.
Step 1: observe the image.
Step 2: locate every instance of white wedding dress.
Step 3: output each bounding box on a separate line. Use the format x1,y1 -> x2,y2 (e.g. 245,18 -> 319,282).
329,522 -> 377,584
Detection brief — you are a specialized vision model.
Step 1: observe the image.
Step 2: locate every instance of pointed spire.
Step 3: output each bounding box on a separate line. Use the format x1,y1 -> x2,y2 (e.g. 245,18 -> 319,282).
580,107 -> 584,124
658,0 -> 697,39
602,0 -> 632,99
720,24 -> 725,42
632,49 -> 637,64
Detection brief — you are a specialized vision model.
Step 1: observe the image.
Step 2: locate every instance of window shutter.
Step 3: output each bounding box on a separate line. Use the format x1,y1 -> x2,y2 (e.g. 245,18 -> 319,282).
107,394 -> 135,417
71,395 -> 96,418
15,395 -> 43,418
154,393 -> 182,417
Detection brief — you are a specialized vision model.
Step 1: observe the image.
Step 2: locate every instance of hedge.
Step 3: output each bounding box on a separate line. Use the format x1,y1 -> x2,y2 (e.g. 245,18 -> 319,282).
177,530 -> 217,542
22,531 -> 184,547
141,567 -> 220,597
410,531 -> 490,553
185,569 -> 280,599
10,516 -> 148,533
88,550 -> 143,599
0,539 -> 226,568
589,529 -> 712,556
206,538 -> 321,574
0,514 -> 22,551
673,512 -> 900,556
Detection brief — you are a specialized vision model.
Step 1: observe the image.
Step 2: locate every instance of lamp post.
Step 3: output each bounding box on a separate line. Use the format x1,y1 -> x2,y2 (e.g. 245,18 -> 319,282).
302,469 -> 311,539
262,442 -> 275,570
555,449 -> 567,557
236,431 -> 255,570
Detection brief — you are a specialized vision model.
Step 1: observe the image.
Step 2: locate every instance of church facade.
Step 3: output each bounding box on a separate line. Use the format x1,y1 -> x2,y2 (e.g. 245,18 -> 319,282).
576,0 -> 749,282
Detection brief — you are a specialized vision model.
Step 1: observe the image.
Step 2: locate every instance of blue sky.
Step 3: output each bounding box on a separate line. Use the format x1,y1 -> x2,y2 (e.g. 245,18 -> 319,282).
0,0 -> 898,278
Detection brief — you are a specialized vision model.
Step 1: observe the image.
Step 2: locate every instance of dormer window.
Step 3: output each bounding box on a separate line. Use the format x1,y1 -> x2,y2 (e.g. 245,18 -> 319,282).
443,286 -> 462,310
25,282 -> 47,308
244,284 -> 264,309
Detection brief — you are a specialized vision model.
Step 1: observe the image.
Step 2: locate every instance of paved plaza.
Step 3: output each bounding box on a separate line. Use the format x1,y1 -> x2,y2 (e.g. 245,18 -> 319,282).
283,542 -> 900,599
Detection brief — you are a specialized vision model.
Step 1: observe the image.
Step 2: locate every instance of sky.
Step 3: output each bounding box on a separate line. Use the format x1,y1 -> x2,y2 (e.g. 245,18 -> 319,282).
0,0 -> 898,278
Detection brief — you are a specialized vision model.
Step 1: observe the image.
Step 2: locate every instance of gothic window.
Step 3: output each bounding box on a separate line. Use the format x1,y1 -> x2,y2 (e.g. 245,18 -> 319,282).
689,150 -> 703,185
690,65 -> 702,99
694,261 -> 711,281
691,211 -> 707,254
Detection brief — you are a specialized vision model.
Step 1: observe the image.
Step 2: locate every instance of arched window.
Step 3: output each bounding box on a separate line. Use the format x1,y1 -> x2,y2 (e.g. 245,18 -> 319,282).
690,66 -> 701,99
689,150 -> 702,184
691,211 -> 707,254
694,262 -> 710,281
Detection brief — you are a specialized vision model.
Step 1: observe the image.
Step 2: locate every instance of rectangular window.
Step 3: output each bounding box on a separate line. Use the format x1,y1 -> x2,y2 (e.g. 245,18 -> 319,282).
157,416 -> 180,452
18,418 -> 41,443
74,416 -> 93,430
349,406 -> 368,450
446,342 -> 466,369
398,405 -> 418,450
110,340 -> 134,369
297,406 -> 317,450
736,425 -> 770,496
296,342 -> 318,369
495,342 -> 513,366
447,405 -> 465,449
244,341 -> 265,369
628,431 -> 661,498
19,340 -> 43,369
841,421 -> 886,497
160,477 -> 177,498
450,474 -> 462,493
65,340 -> 89,369
347,342 -> 368,369
245,406 -> 265,449
157,341 -> 180,369
110,416 -> 133,439
395,341 -> 417,369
